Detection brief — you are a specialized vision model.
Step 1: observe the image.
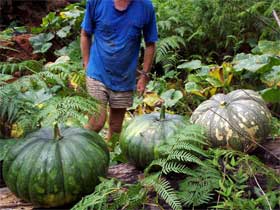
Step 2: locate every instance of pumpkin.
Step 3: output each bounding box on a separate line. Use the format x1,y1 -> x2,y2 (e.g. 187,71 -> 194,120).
190,89 -> 271,152
3,125 -> 109,207
120,107 -> 185,169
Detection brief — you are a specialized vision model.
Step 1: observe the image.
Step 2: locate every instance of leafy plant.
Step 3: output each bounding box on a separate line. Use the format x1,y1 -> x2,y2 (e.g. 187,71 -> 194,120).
72,178 -> 147,210
0,57 -> 98,137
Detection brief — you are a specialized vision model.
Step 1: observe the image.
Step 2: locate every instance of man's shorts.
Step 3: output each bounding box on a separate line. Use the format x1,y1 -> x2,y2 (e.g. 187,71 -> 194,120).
86,77 -> 133,109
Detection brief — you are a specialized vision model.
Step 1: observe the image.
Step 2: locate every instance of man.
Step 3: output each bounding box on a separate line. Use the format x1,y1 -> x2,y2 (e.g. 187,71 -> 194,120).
81,0 -> 158,140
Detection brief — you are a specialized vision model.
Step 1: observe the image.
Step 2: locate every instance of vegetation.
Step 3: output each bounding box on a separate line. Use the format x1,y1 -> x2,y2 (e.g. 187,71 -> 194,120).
0,0 -> 279,209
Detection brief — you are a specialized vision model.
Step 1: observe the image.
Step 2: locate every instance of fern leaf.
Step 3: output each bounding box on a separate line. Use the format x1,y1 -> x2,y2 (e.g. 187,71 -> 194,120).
144,175 -> 182,210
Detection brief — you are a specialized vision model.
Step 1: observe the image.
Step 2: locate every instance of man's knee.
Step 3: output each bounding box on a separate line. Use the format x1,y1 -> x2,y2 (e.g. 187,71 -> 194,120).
86,110 -> 107,132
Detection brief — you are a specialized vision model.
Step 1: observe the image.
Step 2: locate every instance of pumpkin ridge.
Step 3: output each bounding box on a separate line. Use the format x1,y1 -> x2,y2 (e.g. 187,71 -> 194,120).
61,140 -> 85,193
5,137 -> 39,165
75,135 -> 109,167
67,136 -> 107,182
44,141 -> 63,203
28,141 -> 50,204
56,142 -> 66,201
67,139 -> 99,192
230,102 -> 269,138
9,141 -> 45,198
208,107 -> 220,144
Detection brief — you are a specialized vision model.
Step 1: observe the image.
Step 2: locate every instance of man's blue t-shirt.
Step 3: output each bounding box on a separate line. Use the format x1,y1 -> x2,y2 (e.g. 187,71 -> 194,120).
81,0 -> 158,91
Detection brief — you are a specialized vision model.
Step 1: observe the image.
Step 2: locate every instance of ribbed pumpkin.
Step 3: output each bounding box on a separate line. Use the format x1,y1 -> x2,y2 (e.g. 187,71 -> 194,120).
3,125 -> 109,207
190,89 -> 271,152
120,107 -> 185,169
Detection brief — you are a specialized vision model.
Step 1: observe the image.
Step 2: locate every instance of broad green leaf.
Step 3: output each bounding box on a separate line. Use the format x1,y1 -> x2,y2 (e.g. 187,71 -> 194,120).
41,12 -> 57,28
197,66 -> 210,76
233,53 -> 280,73
17,89 -> 53,107
261,88 -> 280,103
185,82 -> 201,92
29,33 -> 54,53
233,53 -> 251,61
256,40 -> 280,56
56,26 -> 71,38
188,74 -> 204,83
177,60 -> 202,70
205,77 -> 223,87
261,66 -> 280,87
160,89 -> 183,108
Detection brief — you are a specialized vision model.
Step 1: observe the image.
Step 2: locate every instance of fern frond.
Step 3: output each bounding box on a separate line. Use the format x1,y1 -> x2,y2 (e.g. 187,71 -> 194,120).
168,151 -> 204,165
37,96 -> 99,126
144,175 -> 182,210
172,142 -> 209,158
178,163 -> 221,207
156,35 -> 185,64
162,161 -> 197,176
72,178 -> 146,210
0,60 -> 43,74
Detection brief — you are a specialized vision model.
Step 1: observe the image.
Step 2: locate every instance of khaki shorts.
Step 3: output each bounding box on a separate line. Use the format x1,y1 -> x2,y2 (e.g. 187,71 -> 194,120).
86,77 -> 133,109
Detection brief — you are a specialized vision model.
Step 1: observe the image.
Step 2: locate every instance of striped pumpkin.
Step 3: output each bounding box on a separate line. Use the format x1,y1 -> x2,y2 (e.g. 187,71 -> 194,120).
120,108 -> 185,169
3,125 -> 109,207
190,89 -> 271,152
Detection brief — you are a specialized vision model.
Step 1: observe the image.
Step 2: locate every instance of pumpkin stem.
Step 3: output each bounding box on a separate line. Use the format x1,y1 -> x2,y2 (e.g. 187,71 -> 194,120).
160,105 -> 166,120
220,101 -> 227,106
54,123 -> 63,140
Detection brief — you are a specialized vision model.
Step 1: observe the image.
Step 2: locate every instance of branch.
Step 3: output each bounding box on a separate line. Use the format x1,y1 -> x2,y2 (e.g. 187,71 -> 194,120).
273,10 -> 280,29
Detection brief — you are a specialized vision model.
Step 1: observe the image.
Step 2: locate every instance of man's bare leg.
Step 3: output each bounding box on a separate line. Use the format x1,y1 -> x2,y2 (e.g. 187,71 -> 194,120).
108,108 -> 126,140
85,107 -> 107,132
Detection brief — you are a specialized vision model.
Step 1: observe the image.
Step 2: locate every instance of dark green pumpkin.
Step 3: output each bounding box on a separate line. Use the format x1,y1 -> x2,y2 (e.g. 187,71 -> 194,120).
120,108 -> 185,169
3,126 -> 109,207
190,89 -> 271,152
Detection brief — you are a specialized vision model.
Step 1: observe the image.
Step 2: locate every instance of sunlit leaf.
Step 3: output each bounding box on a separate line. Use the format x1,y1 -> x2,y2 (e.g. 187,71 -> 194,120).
261,66 -> 280,87
256,40 -> 280,56
261,88 -> 280,103
57,26 -> 71,38
29,33 -> 54,53
209,67 -> 224,83
143,92 -> 161,107
177,60 -> 202,70
233,53 -> 280,73
160,89 -> 183,107
185,82 -> 201,92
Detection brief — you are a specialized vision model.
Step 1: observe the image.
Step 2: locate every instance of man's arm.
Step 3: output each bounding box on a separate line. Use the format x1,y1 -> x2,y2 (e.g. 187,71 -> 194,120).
80,29 -> 92,69
137,42 -> 156,95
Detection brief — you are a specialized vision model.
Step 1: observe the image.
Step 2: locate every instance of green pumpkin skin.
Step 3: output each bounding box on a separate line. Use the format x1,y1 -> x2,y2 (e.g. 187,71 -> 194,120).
120,112 -> 185,169
191,89 -> 271,152
3,127 -> 109,208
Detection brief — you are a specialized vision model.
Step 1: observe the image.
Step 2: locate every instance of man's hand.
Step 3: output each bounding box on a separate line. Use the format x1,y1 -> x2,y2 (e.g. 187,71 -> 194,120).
137,42 -> 156,95
137,75 -> 148,95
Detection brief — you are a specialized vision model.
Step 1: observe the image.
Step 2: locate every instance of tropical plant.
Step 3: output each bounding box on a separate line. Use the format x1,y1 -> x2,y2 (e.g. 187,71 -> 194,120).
72,178 -> 147,210
0,57 -> 98,137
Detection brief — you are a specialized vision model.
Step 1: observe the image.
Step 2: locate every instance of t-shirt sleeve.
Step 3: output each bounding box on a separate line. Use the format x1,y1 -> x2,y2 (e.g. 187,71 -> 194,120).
143,4 -> 158,43
81,0 -> 95,35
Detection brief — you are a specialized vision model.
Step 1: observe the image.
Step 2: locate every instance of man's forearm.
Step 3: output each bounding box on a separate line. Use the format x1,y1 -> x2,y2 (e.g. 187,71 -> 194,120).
142,42 -> 156,73
80,30 -> 92,68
